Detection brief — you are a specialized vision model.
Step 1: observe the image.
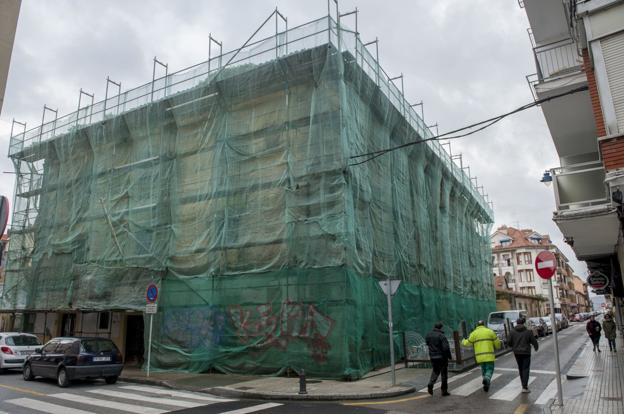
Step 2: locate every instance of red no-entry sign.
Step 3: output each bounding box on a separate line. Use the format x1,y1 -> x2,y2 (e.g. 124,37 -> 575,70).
535,250 -> 557,279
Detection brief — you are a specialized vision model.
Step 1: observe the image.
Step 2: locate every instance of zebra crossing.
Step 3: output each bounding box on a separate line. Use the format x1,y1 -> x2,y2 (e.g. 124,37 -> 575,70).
418,368 -> 564,405
2,383 -> 283,414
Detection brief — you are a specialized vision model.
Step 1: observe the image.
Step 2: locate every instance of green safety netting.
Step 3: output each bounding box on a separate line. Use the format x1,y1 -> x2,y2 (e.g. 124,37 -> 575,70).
2,15 -> 494,379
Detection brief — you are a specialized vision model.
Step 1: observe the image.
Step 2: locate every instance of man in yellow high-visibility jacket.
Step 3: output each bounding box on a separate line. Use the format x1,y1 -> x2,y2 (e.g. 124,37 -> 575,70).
462,320 -> 501,392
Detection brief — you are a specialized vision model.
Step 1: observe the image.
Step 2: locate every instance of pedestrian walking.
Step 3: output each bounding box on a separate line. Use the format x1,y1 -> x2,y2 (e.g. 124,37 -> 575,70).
425,322 -> 453,397
462,320 -> 501,392
603,314 -> 617,352
586,315 -> 602,352
508,318 -> 538,393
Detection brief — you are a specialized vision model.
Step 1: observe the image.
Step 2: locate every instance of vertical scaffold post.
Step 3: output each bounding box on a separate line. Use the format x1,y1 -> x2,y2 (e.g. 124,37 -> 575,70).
363,39 -> 379,85
208,34 -> 223,74
389,74 -> 404,117
151,57 -> 168,102
9,119 -> 26,154
76,89 -> 94,127
39,105 -> 58,143
104,77 -> 121,117
334,0 -> 341,52
274,8 -> 287,58
339,8 -> 358,59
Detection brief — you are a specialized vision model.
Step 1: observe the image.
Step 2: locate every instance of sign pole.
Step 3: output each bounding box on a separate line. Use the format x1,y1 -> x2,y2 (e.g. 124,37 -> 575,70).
147,313 -> 153,377
548,277 -> 563,406
386,276 -> 396,386
144,282 -> 159,378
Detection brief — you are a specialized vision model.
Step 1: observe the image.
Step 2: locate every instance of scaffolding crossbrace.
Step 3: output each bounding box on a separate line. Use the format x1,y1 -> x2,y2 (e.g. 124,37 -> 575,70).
3,8 -> 495,379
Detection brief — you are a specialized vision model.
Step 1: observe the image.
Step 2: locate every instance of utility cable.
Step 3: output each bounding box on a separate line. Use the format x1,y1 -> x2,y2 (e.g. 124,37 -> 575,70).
349,85 -> 589,166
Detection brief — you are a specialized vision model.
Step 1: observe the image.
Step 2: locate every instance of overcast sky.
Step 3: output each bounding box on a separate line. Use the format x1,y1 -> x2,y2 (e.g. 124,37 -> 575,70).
0,0 -> 589,277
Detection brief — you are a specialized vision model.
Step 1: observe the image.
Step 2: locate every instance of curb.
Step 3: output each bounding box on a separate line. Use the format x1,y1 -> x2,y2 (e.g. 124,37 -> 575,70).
119,375 -> 416,401
206,385 -> 416,401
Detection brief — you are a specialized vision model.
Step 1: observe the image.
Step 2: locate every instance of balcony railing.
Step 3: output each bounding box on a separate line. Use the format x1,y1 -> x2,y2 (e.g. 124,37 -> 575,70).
534,37 -> 583,81
551,160 -> 609,210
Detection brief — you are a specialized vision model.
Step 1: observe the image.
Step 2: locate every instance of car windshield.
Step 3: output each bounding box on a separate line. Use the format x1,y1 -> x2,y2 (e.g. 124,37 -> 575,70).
80,339 -> 117,354
489,313 -> 506,324
5,335 -> 41,346
528,318 -> 541,323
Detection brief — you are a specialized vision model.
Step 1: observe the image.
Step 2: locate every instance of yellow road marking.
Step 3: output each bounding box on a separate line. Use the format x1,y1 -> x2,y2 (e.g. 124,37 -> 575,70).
343,394 -> 430,406
514,403 -> 529,414
0,383 -> 46,397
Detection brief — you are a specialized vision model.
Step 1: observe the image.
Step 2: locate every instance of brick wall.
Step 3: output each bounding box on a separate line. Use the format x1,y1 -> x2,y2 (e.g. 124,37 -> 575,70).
601,136 -> 624,171
584,48 -> 624,171
582,48 -> 607,137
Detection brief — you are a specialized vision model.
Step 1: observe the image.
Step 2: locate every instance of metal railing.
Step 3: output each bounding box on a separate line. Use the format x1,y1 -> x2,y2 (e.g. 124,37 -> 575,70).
534,37 -> 583,81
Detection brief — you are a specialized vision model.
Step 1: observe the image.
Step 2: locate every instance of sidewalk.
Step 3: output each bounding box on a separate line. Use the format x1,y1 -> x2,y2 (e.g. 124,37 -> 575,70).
120,364 -> 418,401
547,335 -> 624,414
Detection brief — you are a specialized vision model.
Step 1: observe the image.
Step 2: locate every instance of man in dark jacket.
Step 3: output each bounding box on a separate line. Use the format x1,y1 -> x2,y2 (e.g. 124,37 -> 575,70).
426,322 -> 453,396
508,318 -> 538,393
586,315 -> 602,352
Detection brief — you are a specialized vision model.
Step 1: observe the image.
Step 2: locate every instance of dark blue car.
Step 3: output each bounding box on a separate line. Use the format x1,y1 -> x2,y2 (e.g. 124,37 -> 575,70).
23,337 -> 123,387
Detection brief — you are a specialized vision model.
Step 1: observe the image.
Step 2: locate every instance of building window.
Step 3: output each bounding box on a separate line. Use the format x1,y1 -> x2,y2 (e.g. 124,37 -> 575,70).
98,312 -> 111,330
524,252 -> 532,265
518,270 -> 523,282
517,254 -> 522,265
526,270 -> 534,282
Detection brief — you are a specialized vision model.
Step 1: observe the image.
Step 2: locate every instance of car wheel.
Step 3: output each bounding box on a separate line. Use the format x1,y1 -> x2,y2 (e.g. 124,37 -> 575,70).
57,367 -> 70,388
105,376 -> 118,385
23,364 -> 34,381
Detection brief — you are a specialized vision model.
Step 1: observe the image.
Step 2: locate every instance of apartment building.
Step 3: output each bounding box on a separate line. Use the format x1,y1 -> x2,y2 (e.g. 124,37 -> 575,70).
491,225 -> 576,317
520,0 -> 624,329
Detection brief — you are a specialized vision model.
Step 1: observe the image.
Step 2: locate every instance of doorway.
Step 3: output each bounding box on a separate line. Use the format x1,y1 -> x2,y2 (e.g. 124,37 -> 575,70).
125,314 -> 145,366
60,313 -> 75,336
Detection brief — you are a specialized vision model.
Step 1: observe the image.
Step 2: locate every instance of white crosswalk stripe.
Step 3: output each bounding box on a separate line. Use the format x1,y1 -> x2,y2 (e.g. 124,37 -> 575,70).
119,384 -> 235,402
218,403 -> 283,414
452,373 -> 502,396
88,389 -> 205,408
49,392 -> 166,414
535,377 -> 566,405
1,384 -> 285,414
489,376 -> 535,401
418,369 -> 476,393
6,398 -> 95,414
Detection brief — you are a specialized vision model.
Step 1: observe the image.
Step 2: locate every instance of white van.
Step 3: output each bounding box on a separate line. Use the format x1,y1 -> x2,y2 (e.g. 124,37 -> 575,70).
487,310 -> 528,341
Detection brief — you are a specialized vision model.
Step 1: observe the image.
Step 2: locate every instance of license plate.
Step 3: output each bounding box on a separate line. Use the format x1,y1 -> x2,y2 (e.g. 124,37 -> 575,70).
93,356 -> 111,362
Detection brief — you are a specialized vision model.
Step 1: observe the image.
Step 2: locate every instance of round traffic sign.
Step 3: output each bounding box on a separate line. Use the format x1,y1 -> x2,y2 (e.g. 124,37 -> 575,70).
535,250 -> 557,279
587,272 -> 609,289
146,283 -> 159,303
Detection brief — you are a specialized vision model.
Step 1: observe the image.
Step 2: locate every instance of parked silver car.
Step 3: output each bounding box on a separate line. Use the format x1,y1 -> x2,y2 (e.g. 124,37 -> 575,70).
0,332 -> 42,372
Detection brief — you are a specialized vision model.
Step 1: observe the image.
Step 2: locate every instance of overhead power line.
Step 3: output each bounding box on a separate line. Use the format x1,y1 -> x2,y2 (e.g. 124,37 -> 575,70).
349,85 -> 589,166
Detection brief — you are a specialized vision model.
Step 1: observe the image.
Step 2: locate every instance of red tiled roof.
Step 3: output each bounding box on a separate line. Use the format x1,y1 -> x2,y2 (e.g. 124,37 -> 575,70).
492,225 -> 552,250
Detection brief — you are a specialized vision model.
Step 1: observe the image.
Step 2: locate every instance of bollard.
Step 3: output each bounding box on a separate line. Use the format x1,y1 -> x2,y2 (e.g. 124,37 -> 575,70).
298,369 -> 308,395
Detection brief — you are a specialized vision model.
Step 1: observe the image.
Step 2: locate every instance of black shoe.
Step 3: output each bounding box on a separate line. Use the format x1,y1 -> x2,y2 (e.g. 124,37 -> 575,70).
598,348 -> 601,353
427,384 -> 433,396
483,379 -> 490,392
442,391 -> 450,396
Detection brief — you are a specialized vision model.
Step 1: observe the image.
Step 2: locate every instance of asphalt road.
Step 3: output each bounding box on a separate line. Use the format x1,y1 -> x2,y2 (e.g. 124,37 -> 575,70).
0,323 -> 590,414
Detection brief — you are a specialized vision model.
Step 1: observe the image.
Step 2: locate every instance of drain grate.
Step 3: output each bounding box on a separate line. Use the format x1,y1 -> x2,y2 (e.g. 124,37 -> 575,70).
236,386 -> 254,390
601,397 -> 622,401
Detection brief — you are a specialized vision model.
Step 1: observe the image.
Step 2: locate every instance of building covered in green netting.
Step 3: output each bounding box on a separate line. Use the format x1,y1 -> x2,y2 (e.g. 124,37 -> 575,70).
1,10 -> 494,379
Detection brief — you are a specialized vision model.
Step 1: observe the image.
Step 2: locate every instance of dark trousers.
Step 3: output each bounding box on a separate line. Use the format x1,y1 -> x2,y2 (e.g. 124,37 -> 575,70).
590,335 -> 601,349
514,354 -> 531,388
428,358 -> 449,391
607,338 -> 616,351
